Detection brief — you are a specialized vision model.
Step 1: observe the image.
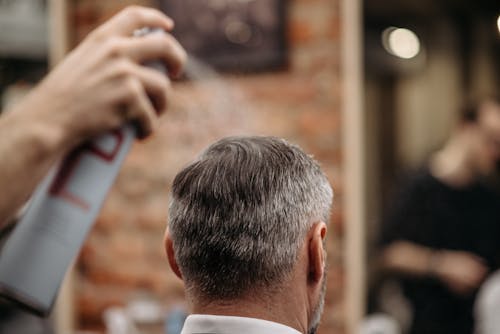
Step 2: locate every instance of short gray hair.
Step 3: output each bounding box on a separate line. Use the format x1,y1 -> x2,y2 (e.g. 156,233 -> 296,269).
168,136 -> 333,301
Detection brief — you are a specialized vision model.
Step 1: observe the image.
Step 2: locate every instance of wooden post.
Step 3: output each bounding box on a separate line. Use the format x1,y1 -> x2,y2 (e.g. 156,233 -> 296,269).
341,0 -> 366,332
48,1 -> 75,333
48,0 -> 69,67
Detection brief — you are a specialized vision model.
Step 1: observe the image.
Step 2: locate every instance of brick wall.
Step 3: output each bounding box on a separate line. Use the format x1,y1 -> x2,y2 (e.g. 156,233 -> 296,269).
71,0 -> 344,332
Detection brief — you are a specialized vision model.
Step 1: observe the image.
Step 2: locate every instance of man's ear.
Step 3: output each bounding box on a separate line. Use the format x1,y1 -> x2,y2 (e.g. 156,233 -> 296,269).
308,221 -> 327,284
164,228 -> 183,280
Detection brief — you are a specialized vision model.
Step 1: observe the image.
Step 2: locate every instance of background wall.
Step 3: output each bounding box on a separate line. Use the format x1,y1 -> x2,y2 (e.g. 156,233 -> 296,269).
69,0 -> 345,333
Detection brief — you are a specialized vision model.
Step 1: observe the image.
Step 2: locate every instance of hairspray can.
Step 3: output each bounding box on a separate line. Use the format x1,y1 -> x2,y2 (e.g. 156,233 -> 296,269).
0,28 -> 167,316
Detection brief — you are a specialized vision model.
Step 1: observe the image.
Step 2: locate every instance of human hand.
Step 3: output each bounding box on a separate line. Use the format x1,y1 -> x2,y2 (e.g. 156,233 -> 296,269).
19,6 -> 187,149
431,250 -> 489,296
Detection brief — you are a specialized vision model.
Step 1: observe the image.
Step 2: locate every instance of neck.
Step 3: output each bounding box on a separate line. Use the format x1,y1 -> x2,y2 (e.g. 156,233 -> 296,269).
188,282 -> 310,333
430,133 -> 477,187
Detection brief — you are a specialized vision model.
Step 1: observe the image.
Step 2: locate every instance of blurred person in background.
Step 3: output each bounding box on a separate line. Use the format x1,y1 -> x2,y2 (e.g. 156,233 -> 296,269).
0,6 -> 186,333
165,136 -> 333,334
379,97 -> 500,334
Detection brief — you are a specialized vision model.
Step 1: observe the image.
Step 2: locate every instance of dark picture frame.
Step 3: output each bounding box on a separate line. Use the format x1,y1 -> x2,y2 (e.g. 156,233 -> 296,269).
160,0 -> 287,72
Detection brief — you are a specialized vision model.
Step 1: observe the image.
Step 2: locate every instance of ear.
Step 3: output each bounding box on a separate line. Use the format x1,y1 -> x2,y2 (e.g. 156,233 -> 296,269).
308,221 -> 327,284
164,228 -> 183,280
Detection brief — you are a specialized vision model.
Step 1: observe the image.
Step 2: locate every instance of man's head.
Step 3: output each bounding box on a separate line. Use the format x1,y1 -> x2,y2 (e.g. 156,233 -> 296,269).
459,97 -> 500,176
165,136 -> 333,333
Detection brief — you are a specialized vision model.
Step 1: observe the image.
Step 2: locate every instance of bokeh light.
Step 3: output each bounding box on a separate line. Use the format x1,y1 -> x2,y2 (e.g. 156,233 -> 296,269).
382,27 -> 421,59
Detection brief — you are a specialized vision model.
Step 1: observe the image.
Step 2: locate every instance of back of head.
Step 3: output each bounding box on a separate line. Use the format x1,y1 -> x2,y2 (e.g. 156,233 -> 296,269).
168,136 -> 333,302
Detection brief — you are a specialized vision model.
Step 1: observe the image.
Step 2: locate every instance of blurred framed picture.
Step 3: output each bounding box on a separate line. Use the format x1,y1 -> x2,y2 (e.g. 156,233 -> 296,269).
161,0 -> 287,72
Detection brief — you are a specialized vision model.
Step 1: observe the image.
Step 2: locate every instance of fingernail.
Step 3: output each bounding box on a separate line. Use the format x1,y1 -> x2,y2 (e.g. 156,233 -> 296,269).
166,18 -> 175,30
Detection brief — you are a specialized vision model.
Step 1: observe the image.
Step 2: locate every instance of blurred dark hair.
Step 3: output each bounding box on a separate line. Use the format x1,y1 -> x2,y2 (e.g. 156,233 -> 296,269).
460,96 -> 500,123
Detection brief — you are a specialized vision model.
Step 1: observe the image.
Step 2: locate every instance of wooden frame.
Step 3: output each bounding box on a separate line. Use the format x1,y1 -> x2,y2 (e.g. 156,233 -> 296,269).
160,0 -> 287,71
48,1 -> 75,333
341,0 -> 366,332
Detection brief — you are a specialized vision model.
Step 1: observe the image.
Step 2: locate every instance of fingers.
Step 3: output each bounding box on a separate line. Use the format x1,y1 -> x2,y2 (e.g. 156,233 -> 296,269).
461,269 -> 485,288
78,6 -> 185,139
116,62 -> 170,137
123,78 -> 158,139
135,65 -> 171,115
468,253 -> 488,266
440,252 -> 490,295
96,6 -> 174,37
462,254 -> 489,284
468,262 -> 489,285
122,33 -> 187,79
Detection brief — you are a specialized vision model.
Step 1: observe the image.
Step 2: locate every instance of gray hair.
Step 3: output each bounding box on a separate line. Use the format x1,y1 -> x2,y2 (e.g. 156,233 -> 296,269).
168,136 -> 333,301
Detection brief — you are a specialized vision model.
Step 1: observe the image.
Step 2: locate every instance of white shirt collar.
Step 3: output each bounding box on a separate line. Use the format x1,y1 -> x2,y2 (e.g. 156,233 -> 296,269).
181,314 -> 302,334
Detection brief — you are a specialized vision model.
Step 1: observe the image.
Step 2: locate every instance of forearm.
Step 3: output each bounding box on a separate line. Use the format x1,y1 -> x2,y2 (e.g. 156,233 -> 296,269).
0,92 -> 69,227
381,240 -> 436,277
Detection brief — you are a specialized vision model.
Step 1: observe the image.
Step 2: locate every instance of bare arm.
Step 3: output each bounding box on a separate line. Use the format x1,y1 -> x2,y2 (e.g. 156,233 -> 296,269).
0,6 -> 186,226
0,94 -> 69,226
382,240 -> 489,295
382,241 -> 435,276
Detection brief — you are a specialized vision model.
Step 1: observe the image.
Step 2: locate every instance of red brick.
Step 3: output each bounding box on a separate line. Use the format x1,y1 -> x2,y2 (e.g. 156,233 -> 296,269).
288,20 -> 314,45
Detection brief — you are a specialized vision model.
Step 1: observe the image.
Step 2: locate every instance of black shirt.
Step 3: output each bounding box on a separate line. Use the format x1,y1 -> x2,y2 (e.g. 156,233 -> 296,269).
381,168 -> 500,334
